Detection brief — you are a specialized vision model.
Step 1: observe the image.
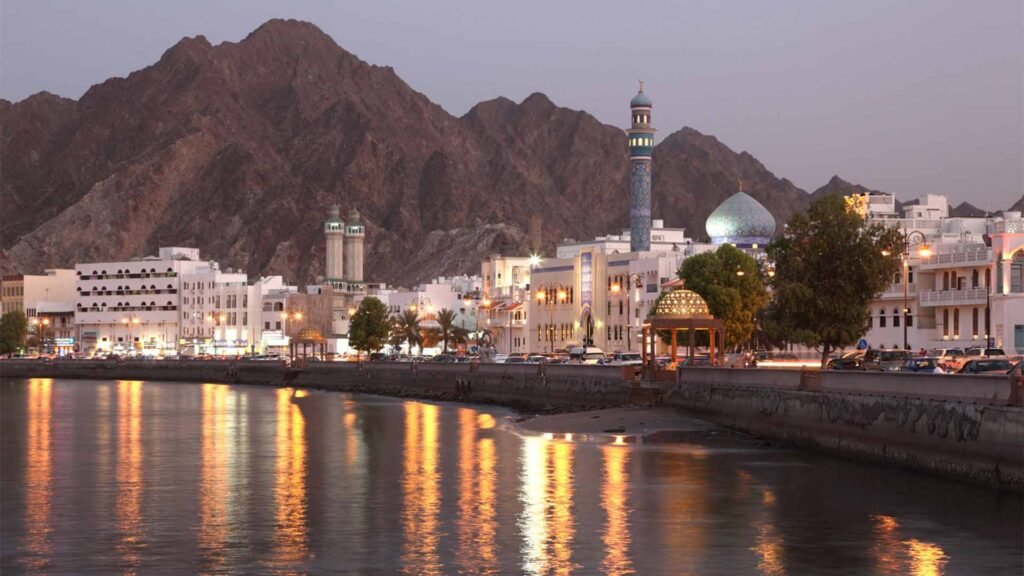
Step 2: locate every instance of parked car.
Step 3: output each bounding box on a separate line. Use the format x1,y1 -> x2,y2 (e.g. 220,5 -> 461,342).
430,354 -> 456,363
504,356 -> 528,364
526,355 -> 548,364
827,350 -> 866,370
956,359 -> 1013,374
609,352 -> 642,366
861,349 -> 912,372
677,355 -> 711,367
568,346 -> 605,364
900,357 -> 945,373
491,354 -> 509,364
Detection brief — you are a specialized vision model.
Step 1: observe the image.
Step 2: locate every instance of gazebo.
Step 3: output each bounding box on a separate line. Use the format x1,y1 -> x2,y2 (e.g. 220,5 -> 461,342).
289,327 -> 327,361
641,280 -> 725,371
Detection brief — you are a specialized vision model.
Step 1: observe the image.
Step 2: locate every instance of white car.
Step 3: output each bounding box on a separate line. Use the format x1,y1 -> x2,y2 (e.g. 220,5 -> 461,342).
492,354 -> 509,364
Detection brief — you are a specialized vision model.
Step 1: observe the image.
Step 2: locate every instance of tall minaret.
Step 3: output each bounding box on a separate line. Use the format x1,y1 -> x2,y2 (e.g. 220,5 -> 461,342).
343,208 -> 365,283
627,81 -> 655,252
324,205 -> 345,284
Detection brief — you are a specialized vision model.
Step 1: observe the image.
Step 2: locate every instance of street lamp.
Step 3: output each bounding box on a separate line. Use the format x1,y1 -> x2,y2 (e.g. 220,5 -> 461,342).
897,230 -> 930,350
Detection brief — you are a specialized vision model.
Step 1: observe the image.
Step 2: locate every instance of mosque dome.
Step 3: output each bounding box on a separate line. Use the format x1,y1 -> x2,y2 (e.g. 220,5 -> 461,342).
653,288 -> 711,318
705,191 -> 776,246
630,90 -> 652,108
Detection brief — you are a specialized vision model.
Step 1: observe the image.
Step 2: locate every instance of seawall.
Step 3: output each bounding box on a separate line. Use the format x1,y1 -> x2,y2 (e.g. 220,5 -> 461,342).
2,359 -> 1021,490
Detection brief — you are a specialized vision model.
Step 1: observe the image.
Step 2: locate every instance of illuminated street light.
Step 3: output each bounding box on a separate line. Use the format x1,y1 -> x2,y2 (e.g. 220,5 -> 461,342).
528,253 -> 542,268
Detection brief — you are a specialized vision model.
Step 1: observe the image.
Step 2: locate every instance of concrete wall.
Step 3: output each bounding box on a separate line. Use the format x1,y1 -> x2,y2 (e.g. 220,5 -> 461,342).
667,367 -> 1024,490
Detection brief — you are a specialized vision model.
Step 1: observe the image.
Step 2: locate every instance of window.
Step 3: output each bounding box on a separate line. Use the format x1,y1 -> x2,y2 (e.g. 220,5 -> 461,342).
943,309 -> 949,337
907,312 -> 913,327
972,308 -> 979,336
275,321 -> 281,330
879,310 -> 886,328
264,321 -> 270,330
953,309 -> 960,336
908,266 -> 914,284
943,272 -> 950,290
972,270 -> 979,289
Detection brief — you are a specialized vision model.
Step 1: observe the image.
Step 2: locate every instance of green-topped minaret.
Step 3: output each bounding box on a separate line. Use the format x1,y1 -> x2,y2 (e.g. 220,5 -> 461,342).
627,81 -> 655,252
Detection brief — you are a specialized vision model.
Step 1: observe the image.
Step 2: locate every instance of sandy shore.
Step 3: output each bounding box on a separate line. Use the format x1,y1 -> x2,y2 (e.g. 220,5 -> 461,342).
513,406 -> 771,448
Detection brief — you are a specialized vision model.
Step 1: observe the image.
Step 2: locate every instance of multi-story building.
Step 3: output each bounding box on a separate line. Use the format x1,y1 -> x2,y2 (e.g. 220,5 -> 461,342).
34,303 -> 76,356
479,255 -> 532,355
1,269 -> 76,317
862,192 -> 1024,354
75,247 -> 207,356
179,266 -> 263,356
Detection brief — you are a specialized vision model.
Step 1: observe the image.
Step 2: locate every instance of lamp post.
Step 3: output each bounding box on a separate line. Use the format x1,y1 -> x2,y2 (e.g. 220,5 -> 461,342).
121,313 -> 141,355
536,283 -> 566,354
886,230 -> 930,351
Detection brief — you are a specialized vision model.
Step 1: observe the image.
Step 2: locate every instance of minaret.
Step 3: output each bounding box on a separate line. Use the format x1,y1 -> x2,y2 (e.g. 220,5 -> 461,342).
627,81 -> 655,252
324,205 -> 345,284
343,208 -> 365,283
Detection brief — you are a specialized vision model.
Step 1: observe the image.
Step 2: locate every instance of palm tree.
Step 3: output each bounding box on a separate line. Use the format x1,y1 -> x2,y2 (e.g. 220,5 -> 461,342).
435,308 -> 458,353
392,309 -> 422,355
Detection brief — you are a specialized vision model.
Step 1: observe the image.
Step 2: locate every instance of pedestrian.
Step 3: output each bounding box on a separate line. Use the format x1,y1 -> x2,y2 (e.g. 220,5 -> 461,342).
919,348 -> 927,356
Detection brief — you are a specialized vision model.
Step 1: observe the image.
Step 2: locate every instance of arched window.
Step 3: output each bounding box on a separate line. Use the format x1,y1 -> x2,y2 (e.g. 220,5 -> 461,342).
942,272 -> 950,290
943,309 -> 949,337
953,308 -> 960,336
893,308 -> 900,328
879,309 -> 887,328
972,308 -> 979,336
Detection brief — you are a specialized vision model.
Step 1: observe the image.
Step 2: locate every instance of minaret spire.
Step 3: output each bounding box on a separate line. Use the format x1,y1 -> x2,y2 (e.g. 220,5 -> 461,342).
628,83 -> 655,252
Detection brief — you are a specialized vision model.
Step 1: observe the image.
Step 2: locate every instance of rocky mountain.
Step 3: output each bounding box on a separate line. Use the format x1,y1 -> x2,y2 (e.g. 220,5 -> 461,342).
949,202 -> 988,218
1009,195 -> 1023,213
1,19 -> 809,287
809,175 -> 885,200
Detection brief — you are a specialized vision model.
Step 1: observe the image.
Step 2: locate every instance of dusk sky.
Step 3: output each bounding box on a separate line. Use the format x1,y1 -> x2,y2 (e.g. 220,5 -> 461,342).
2,0 -> 1021,209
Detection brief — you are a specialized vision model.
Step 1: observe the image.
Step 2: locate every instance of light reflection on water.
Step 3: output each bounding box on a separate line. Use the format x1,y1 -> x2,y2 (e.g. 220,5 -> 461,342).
1,379 -> 1020,575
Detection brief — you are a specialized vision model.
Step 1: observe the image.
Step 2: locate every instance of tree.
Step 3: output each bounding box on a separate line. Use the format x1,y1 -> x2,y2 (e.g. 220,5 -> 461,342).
0,310 -> 28,355
765,194 -> 903,367
677,244 -> 768,350
348,297 -> 391,357
435,308 -> 458,353
392,309 -> 423,354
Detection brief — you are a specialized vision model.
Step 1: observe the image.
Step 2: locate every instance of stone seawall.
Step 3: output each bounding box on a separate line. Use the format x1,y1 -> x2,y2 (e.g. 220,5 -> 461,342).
663,367 -> 1024,490
3,360 -> 1021,489
0,360 -> 632,412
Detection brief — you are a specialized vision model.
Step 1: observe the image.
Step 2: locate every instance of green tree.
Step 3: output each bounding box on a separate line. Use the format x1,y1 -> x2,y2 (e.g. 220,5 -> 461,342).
765,194 -> 903,367
348,297 -> 391,357
677,244 -> 768,350
435,308 -> 458,353
392,309 -> 423,354
0,310 -> 28,355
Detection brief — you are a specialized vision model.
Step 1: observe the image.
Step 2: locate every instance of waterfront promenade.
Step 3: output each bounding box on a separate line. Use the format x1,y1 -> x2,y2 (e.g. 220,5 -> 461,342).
2,359 -> 1022,490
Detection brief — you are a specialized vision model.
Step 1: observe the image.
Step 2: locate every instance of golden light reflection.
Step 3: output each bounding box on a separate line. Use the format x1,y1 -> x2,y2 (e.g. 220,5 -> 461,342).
456,409 -> 498,575
601,446 -> 633,576
402,402 -> 441,575
199,384 -> 230,570
477,413 -> 496,430
662,451 -> 709,575
905,539 -> 949,576
273,388 -> 308,566
519,436 -> 549,575
24,378 -> 54,571
343,411 -> 360,467
113,380 -> 144,569
870,514 -> 949,576
548,441 -> 576,575
751,521 -> 785,576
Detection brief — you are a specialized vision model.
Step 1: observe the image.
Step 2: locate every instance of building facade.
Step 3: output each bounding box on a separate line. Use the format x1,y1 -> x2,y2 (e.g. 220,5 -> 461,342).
74,247 -> 207,356
861,192 -> 1024,353
1,269 -> 77,317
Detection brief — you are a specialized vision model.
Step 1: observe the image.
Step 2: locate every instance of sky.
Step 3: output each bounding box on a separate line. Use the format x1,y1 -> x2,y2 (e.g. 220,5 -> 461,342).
2,0 -> 1022,209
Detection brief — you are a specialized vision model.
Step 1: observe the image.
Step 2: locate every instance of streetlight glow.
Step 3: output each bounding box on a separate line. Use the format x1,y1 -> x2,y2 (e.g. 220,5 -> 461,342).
528,254 -> 542,268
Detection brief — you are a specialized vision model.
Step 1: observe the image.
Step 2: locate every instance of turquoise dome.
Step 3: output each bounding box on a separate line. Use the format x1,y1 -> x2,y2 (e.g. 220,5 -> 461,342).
630,90 -> 652,108
705,191 -> 776,246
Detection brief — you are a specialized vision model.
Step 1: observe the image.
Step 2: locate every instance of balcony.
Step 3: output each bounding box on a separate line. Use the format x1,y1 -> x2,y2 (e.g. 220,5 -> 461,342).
918,288 -> 988,307
919,248 -> 992,270
879,283 -> 919,299
993,219 -> 1024,234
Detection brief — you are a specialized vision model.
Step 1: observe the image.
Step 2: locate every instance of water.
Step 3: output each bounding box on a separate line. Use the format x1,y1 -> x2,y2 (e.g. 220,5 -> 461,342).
1,379 -> 1020,575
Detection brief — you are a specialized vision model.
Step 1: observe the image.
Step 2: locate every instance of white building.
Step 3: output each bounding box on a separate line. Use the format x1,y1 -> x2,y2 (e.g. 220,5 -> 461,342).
862,193 -> 1024,354
75,247 -> 208,356
1,269 -> 77,317
179,267 -> 272,356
